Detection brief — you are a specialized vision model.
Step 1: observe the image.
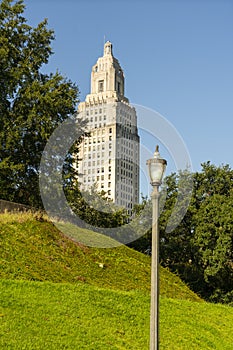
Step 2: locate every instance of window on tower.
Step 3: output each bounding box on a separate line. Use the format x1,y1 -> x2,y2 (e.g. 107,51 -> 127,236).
117,82 -> 121,93
98,80 -> 104,92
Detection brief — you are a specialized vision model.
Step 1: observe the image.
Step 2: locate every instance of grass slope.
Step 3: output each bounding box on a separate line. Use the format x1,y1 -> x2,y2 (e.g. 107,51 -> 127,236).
0,212 -> 200,301
1,279 -> 233,350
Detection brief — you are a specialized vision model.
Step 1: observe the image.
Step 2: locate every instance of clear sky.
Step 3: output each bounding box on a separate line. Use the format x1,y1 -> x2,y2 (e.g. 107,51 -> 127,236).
23,0 -> 233,195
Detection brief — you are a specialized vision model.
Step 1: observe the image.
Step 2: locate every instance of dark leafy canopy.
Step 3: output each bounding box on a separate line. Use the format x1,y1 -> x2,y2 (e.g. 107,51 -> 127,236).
65,183 -> 129,230
161,163 -> 233,303
0,0 -> 80,207
194,193 -> 233,301
191,163 -> 233,302
131,162 -> 233,304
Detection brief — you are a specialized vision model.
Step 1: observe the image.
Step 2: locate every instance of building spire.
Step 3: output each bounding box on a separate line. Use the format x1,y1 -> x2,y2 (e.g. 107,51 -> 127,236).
104,41 -> 113,55
90,41 -> 126,99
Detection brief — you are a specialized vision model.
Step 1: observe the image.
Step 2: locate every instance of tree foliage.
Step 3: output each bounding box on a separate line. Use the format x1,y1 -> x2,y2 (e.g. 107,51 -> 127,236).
0,0 -> 80,207
131,162 -> 233,304
65,183 -> 129,230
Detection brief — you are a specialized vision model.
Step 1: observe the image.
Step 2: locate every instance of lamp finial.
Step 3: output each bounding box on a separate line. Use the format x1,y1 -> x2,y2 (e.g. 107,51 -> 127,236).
154,145 -> 160,159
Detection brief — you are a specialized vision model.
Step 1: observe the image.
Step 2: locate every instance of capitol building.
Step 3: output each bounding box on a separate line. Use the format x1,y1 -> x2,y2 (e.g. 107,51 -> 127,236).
77,41 -> 140,214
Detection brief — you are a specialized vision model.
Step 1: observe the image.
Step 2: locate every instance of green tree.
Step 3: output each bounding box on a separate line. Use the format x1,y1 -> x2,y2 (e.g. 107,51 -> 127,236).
0,0 -> 82,207
163,163 -> 233,302
128,195 -> 152,253
130,171 -> 196,266
193,193 -> 233,302
192,162 -> 233,209
160,163 -> 233,302
159,171 -> 196,266
65,183 -> 129,230
130,163 -> 233,303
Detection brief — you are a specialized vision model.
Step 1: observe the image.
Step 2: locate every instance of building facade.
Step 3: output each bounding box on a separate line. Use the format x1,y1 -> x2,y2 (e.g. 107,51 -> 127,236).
77,41 -> 139,213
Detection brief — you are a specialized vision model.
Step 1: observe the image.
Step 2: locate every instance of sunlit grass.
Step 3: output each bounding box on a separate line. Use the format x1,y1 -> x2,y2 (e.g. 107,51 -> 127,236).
1,212 -> 231,349
0,279 -> 232,350
0,211 -> 200,300
0,210 -> 48,224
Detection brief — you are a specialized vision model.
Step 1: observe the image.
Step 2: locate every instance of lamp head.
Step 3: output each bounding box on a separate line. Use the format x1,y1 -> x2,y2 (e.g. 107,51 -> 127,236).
146,145 -> 167,187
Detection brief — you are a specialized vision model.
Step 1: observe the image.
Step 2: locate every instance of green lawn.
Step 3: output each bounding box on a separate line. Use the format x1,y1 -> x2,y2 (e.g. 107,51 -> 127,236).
1,279 -> 233,350
1,212 -> 232,349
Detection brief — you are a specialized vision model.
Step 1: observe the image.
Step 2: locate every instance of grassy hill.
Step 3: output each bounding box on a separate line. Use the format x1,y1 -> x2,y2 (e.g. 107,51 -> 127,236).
0,211 -> 200,301
1,279 -> 233,349
2,212 -> 233,349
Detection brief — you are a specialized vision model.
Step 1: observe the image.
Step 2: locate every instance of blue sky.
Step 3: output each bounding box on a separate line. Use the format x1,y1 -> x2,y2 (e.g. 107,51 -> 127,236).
24,0 -> 233,194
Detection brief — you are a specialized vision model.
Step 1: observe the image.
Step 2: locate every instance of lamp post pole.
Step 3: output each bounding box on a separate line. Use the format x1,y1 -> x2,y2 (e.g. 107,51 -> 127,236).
150,184 -> 160,350
147,145 -> 167,350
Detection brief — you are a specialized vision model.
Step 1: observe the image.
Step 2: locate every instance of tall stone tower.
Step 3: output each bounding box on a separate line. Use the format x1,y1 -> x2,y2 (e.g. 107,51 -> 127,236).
77,41 -> 139,214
